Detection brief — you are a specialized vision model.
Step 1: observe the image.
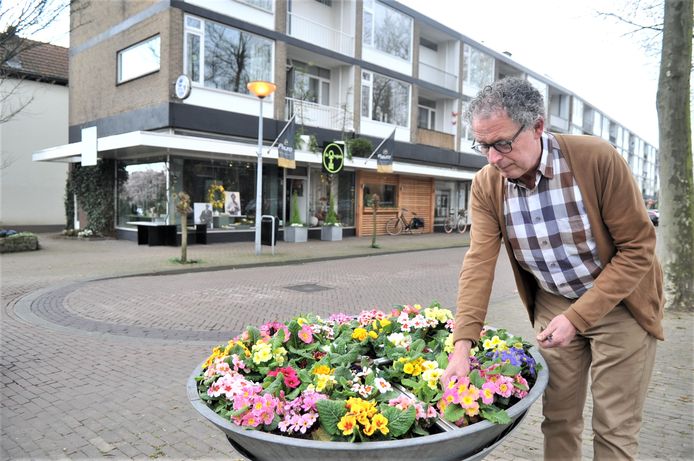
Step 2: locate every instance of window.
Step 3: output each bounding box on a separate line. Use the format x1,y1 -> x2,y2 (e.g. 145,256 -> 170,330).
238,0 -> 273,11
417,98 -> 436,130
289,61 -> 330,105
117,35 -> 160,83
363,183 -> 396,207
361,71 -> 410,127
571,97 -> 583,128
462,44 -> 494,97
362,0 -> 412,61
461,98 -> 474,144
184,15 -> 272,95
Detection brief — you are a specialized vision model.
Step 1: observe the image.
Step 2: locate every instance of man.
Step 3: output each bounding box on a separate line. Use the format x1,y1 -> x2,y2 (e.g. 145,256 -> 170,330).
442,77 -> 663,460
199,203 -> 213,228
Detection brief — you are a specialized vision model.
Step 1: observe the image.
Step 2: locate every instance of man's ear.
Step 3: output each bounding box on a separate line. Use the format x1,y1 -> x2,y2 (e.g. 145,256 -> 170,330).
533,117 -> 545,137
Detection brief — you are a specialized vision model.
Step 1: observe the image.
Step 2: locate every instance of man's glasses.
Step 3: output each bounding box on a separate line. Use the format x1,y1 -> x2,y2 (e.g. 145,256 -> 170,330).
471,124 -> 525,155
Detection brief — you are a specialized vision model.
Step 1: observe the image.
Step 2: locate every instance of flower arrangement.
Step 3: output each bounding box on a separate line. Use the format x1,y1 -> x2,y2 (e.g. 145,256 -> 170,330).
207,183 -> 225,211
194,301 -> 539,442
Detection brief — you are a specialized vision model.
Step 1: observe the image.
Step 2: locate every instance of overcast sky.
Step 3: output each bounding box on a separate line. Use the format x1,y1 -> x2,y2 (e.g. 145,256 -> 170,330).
399,0 -> 661,145
20,0 -> 661,145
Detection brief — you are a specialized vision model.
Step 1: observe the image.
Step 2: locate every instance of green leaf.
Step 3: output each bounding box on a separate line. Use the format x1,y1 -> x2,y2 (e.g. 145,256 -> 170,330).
499,363 -> 522,376
316,399 -> 347,437
469,370 -> 485,389
264,373 -> 284,396
380,405 -> 415,438
443,403 -> 466,423
480,406 -> 511,425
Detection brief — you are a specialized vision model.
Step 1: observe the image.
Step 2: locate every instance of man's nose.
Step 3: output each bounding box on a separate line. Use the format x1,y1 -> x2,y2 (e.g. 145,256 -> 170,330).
487,148 -> 504,164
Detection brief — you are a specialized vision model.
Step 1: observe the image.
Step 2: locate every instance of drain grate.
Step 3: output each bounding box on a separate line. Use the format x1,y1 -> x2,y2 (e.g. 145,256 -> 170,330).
284,283 -> 331,293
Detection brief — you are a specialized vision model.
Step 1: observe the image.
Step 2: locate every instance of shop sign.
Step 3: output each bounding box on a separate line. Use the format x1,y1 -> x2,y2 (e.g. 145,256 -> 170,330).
322,142 -> 344,174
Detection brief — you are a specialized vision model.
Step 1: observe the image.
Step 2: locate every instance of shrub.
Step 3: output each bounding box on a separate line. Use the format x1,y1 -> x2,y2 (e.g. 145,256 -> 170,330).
0,232 -> 39,253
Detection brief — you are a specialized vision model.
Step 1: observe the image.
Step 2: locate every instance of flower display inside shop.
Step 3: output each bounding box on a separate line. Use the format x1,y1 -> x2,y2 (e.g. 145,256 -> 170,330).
193,302 -> 540,442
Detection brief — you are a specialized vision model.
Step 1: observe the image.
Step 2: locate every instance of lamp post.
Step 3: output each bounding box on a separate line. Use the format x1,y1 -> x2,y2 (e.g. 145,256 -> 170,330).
247,80 -> 277,255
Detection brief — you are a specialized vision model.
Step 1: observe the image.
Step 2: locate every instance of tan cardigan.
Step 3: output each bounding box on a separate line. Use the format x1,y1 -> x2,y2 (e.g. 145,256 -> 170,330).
453,134 -> 664,344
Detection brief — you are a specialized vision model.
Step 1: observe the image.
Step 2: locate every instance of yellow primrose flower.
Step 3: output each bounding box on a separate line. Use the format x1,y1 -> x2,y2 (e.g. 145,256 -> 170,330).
337,415 -> 357,435
352,327 -> 368,341
422,360 -> 438,371
368,330 -> 378,339
273,346 -> 287,365
312,364 -> 333,375
403,362 -> 415,374
203,346 -> 224,369
251,342 -> 272,364
379,319 -> 391,328
370,413 -> 389,435
444,334 -> 455,353
296,317 -> 307,326
315,374 -> 336,392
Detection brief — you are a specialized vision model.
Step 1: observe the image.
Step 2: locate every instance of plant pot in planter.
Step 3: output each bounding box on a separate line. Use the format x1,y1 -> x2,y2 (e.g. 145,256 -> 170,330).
320,225 -> 342,241
284,226 -> 307,243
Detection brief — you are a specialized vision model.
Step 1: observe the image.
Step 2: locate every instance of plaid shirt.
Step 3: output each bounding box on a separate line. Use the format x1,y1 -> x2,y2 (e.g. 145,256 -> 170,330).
504,132 -> 603,299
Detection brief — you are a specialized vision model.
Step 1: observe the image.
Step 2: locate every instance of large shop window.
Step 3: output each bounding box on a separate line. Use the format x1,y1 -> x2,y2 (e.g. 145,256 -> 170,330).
117,160 -> 168,227
308,169 -> 355,227
362,0 -> 412,61
168,157 -> 282,230
362,183 -> 396,208
361,71 -> 410,127
185,15 -> 272,95
117,35 -> 160,84
462,44 -> 494,97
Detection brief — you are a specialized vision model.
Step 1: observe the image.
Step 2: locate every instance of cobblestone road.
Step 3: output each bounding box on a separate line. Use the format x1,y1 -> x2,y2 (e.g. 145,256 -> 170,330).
1,233 -> 691,460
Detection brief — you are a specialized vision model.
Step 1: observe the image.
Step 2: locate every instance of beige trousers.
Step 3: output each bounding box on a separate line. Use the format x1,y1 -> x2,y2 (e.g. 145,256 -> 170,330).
534,289 -> 657,461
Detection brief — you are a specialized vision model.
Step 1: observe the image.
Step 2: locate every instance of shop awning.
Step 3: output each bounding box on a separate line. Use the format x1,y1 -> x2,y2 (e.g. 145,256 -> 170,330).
33,130 -> 476,181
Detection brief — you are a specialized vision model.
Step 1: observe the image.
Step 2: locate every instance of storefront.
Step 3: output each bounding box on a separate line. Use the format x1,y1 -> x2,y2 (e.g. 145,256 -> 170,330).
34,130 -> 476,242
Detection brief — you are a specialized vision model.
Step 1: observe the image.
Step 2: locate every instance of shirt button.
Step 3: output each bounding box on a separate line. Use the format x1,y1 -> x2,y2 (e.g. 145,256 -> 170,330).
534,216 -> 541,222
542,240 -> 548,246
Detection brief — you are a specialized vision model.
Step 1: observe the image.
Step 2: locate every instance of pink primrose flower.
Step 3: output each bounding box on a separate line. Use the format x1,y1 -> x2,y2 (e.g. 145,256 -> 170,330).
480,382 -> 496,405
495,376 -> 514,398
298,324 -> 314,344
259,321 -> 290,343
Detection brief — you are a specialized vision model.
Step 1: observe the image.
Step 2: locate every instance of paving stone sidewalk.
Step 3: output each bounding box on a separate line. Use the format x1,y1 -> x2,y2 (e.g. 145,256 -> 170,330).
1,232 -> 692,460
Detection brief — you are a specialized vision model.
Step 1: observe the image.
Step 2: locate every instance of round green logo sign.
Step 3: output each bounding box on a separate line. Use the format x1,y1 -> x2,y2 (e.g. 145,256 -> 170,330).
322,143 -> 344,174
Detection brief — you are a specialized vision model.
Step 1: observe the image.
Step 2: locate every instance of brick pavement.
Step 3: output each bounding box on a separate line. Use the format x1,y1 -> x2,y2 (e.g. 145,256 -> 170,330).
1,232 -> 692,460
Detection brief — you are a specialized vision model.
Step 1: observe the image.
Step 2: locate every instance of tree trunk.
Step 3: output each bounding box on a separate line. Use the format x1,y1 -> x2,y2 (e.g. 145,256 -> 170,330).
656,0 -> 694,311
180,215 -> 188,263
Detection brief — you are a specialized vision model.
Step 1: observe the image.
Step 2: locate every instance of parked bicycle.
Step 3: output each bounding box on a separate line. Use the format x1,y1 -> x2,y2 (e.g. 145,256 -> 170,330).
386,208 -> 424,235
443,209 -> 469,234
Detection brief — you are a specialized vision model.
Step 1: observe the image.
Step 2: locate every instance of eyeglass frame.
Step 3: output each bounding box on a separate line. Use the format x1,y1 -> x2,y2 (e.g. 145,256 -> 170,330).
470,124 -> 525,155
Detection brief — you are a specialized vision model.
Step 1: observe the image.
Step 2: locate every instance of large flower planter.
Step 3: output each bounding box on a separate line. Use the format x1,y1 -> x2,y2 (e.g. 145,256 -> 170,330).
320,226 -> 342,241
187,347 -> 548,461
284,226 -> 307,243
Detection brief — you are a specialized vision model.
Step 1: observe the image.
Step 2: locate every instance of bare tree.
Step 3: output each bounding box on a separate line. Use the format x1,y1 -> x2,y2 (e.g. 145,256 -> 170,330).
656,0 -> 693,311
1,0 -> 70,123
597,0 -> 693,311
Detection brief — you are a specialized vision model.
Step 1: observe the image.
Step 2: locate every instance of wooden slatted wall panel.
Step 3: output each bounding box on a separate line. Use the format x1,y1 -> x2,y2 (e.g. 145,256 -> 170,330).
398,177 -> 435,233
356,172 -> 434,236
356,171 -> 399,237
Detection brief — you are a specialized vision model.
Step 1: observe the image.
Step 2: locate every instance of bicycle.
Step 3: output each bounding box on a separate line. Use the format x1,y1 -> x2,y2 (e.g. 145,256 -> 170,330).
443,209 -> 469,234
386,208 -> 423,235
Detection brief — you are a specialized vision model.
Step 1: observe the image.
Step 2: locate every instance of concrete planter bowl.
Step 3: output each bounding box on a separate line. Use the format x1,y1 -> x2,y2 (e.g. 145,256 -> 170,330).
187,347 -> 548,461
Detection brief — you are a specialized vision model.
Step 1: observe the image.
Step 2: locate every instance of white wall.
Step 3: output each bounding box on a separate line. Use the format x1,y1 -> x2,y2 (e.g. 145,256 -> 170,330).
0,78 -> 68,227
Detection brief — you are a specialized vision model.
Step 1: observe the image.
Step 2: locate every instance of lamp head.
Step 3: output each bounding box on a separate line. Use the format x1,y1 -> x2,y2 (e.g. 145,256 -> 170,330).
247,80 -> 276,99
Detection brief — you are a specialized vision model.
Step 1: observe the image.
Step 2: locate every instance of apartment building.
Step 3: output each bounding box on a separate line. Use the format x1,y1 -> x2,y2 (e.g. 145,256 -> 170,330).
33,0 -> 658,241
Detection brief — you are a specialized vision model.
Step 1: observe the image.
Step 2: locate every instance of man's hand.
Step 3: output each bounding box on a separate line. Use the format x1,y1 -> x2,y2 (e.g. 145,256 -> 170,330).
441,339 -> 472,386
536,314 -> 577,348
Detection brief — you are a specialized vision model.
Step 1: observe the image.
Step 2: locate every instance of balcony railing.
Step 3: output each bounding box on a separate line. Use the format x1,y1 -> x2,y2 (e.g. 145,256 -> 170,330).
418,61 -> 458,91
549,114 -> 569,132
285,97 -> 354,132
287,12 -> 354,57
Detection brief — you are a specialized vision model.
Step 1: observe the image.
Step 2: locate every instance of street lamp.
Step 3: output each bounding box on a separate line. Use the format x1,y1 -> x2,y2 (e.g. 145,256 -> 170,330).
247,80 -> 277,255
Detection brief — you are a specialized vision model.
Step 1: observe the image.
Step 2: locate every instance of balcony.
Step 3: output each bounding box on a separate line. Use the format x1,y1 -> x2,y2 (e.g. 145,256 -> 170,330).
285,97 -> 354,132
418,61 -> 458,91
549,114 -> 569,132
287,12 -> 354,57
416,128 -> 454,150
